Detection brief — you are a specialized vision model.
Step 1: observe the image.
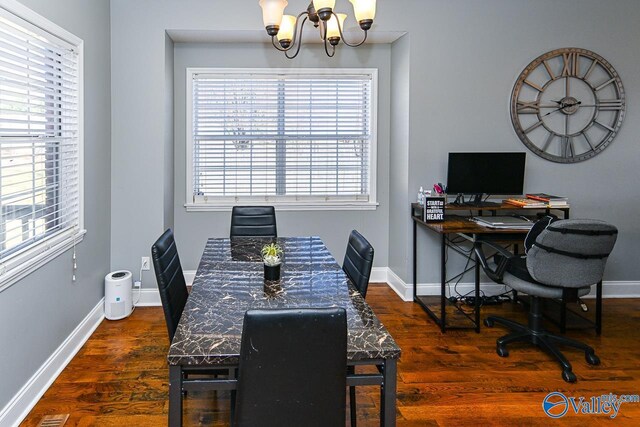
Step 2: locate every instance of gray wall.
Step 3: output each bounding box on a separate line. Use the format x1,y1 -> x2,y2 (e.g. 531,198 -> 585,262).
110,0 -> 640,290
172,43 -> 391,270
397,0 -> 640,283
0,0 -> 111,411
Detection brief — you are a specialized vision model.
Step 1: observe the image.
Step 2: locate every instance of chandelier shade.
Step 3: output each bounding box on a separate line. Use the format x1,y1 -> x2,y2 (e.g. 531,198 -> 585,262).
349,0 -> 376,23
277,15 -> 297,44
259,0 -> 288,28
326,13 -> 347,40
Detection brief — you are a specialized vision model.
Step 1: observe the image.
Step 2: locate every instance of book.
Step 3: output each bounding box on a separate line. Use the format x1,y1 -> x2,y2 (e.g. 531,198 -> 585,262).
526,193 -> 568,202
503,198 -> 547,208
525,193 -> 569,207
473,216 -> 534,230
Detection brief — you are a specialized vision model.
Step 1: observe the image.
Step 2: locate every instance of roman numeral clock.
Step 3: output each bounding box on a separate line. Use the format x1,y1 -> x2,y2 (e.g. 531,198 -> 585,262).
510,48 -> 625,163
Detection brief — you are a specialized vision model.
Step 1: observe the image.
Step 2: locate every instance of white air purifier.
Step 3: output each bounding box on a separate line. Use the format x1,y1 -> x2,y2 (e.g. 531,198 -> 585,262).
104,271 -> 133,320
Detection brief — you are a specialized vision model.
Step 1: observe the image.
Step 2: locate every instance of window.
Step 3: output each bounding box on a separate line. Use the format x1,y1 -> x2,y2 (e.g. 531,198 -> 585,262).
186,68 -> 377,211
0,1 -> 84,290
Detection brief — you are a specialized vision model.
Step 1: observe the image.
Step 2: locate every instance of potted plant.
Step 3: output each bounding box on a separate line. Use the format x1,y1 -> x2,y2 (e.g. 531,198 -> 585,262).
261,243 -> 283,281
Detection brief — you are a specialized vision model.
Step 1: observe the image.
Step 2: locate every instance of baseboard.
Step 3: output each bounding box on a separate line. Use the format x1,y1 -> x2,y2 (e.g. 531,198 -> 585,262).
155,269 -> 640,306
0,298 -> 105,427
383,268 -> 640,302
133,287 -> 162,306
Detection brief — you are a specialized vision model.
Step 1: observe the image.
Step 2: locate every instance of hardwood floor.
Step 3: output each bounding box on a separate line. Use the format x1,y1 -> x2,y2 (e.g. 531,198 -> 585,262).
21,284 -> 640,426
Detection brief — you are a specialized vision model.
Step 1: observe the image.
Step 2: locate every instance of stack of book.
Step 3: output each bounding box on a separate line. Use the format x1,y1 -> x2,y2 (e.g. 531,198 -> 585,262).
503,197 -> 547,208
526,193 -> 570,208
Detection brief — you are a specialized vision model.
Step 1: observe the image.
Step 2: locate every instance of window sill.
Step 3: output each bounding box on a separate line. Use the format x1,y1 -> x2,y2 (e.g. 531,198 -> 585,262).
0,229 -> 87,293
185,202 -> 379,212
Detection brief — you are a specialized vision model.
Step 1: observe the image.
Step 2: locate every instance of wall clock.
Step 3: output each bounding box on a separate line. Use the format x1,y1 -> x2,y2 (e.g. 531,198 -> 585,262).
510,48 -> 625,163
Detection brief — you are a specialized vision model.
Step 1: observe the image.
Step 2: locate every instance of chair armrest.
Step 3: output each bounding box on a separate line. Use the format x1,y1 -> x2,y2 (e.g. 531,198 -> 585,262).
473,240 -> 516,283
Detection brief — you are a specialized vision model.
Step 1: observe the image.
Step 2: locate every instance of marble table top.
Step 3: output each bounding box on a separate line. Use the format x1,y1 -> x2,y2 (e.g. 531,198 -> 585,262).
168,236 -> 401,366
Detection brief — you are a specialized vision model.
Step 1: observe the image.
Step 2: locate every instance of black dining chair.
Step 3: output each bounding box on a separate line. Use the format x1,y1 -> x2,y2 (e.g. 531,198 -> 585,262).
230,206 -> 277,238
234,308 -> 347,427
151,229 -> 229,384
343,230 -> 375,298
342,230 -> 375,426
151,228 -> 188,342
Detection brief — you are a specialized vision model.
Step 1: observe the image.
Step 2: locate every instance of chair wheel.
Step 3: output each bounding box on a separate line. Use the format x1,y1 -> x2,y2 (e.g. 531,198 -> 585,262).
484,318 -> 494,328
496,344 -> 509,357
586,352 -> 600,366
562,370 -> 577,383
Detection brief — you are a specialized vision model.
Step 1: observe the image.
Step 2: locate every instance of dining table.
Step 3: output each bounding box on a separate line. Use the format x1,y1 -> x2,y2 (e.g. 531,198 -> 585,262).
167,236 -> 401,426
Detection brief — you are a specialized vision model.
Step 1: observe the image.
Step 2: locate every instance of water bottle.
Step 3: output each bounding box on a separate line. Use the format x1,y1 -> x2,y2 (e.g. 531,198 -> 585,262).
418,186 -> 425,206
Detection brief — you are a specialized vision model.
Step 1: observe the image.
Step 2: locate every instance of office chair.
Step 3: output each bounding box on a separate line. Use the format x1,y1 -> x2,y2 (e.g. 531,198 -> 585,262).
342,230 -> 374,426
230,206 -> 277,238
343,230 -> 375,298
234,308 -> 347,427
474,219 -> 618,382
151,228 -> 189,342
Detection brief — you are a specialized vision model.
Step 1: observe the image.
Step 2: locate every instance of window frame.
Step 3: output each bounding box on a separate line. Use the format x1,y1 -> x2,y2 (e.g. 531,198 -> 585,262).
0,0 -> 85,292
185,67 -> 378,212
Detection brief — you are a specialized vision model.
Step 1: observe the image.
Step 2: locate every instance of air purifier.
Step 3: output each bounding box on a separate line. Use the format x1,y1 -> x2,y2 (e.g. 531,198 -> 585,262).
104,270 -> 133,320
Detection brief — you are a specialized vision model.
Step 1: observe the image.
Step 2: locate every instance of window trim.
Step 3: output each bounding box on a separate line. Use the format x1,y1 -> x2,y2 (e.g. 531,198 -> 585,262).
185,67 -> 378,212
0,0 -> 85,292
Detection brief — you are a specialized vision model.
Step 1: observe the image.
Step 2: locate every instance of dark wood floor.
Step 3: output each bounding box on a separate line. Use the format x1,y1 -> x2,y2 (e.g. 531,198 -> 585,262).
22,284 -> 640,426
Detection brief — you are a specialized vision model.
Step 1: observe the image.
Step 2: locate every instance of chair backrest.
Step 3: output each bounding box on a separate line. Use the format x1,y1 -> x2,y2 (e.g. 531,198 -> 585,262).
234,308 -> 347,427
343,230 -> 374,298
151,229 -> 188,342
230,206 -> 277,238
526,219 -> 618,288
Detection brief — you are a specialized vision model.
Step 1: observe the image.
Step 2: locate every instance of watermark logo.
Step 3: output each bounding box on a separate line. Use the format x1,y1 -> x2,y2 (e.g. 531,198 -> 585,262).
542,392 -> 640,419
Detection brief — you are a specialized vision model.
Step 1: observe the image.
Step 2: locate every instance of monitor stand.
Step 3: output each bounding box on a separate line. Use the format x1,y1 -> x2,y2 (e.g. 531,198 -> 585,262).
450,193 -> 501,208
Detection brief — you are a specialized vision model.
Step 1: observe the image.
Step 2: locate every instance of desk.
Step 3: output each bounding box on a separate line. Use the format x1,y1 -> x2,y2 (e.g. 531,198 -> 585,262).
167,236 -> 401,426
411,203 -> 571,333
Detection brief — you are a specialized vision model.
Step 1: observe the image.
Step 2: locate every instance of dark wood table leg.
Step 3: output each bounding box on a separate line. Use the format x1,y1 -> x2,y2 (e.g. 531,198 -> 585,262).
381,358 -> 397,427
169,365 -> 183,427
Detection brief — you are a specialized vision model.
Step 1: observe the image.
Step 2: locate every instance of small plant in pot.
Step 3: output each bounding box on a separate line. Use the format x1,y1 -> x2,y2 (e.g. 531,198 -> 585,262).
261,243 -> 283,281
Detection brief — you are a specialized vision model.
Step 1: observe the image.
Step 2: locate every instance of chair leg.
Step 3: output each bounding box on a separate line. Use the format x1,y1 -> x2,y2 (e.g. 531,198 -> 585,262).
350,385 -> 357,427
535,336 -> 577,382
486,296 -> 598,383
348,365 -> 356,427
485,315 -> 528,333
544,333 -> 601,365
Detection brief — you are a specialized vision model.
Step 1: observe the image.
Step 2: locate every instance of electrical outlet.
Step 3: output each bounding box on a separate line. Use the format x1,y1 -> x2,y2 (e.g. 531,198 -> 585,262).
141,256 -> 150,271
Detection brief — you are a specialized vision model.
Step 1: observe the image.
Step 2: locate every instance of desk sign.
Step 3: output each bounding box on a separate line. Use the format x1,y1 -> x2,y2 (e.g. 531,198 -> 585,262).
424,196 -> 445,222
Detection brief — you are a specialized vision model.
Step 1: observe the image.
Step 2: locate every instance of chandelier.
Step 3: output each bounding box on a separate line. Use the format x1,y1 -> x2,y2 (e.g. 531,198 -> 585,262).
258,0 -> 377,59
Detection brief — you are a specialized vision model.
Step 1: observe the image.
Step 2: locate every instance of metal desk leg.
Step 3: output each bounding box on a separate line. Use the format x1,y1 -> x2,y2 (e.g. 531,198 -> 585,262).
474,253 -> 480,333
381,358 -> 397,427
169,365 -> 183,427
440,235 -> 446,333
596,280 -> 603,335
413,220 -> 417,301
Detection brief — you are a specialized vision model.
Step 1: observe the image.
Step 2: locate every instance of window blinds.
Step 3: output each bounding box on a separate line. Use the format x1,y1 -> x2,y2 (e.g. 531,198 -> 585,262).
191,71 -> 373,203
0,9 -> 80,261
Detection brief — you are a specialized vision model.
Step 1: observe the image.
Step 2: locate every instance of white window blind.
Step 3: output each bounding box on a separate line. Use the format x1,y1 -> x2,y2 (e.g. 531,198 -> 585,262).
188,69 -> 377,209
0,3 -> 83,288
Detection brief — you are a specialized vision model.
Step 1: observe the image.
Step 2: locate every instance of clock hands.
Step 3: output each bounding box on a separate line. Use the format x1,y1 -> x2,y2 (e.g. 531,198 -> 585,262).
542,101 -> 582,117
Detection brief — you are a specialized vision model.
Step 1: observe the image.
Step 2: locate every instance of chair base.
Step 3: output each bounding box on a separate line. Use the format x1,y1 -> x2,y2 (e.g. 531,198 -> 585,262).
485,297 -> 601,383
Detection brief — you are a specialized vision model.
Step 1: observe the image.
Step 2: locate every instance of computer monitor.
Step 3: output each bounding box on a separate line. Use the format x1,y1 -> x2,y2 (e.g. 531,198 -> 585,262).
446,152 -> 526,206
